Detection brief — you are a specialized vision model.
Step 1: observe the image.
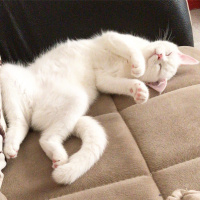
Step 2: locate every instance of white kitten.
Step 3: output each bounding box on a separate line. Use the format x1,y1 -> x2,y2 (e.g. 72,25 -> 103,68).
0,31 -> 198,184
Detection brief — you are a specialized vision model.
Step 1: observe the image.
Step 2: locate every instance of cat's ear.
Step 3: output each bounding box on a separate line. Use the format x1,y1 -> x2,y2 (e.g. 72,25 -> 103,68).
178,52 -> 199,65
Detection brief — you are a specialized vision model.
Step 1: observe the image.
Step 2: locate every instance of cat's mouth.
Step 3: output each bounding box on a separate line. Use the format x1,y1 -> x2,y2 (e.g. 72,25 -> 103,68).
146,78 -> 167,94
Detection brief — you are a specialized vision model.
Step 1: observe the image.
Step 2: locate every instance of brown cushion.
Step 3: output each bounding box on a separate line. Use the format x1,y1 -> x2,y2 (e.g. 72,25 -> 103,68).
153,157 -> 200,199
51,176 -> 162,200
121,84 -> 200,172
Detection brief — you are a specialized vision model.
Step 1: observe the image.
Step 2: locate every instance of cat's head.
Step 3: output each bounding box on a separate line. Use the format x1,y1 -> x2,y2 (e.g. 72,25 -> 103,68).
141,41 -> 199,84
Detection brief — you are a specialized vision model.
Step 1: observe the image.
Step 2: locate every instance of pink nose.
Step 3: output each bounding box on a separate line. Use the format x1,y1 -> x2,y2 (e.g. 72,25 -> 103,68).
157,54 -> 163,60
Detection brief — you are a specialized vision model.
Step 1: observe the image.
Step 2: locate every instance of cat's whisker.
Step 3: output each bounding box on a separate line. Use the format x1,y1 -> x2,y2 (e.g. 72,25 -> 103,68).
167,29 -> 173,41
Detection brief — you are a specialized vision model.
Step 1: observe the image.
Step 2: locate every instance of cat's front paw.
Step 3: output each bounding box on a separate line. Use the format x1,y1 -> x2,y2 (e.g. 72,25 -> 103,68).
130,57 -> 145,78
4,142 -> 19,159
130,81 -> 149,104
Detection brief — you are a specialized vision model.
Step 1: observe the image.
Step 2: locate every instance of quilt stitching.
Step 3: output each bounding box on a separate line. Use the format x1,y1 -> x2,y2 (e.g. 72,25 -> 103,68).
110,95 -> 165,199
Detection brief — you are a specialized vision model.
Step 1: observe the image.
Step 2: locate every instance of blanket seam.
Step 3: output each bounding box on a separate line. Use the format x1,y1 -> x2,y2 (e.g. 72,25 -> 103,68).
110,95 -> 164,200
151,156 -> 200,174
118,83 -> 200,113
50,175 -> 154,200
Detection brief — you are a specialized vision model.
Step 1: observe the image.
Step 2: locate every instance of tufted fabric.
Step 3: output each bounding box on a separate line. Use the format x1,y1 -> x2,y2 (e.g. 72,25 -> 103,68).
1,46 -> 200,200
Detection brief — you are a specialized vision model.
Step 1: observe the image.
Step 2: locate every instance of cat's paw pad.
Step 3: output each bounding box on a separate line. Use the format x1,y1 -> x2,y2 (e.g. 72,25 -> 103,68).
52,160 -> 60,169
4,144 -> 19,159
52,155 -> 68,169
130,82 -> 149,104
131,60 -> 145,78
52,159 -> 67,169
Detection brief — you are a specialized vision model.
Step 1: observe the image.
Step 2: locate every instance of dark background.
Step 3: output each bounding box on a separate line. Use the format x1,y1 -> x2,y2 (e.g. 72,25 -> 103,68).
0,0 -> 193,64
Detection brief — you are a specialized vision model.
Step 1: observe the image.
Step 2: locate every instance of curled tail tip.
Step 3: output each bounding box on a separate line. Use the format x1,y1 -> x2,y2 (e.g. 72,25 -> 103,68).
52,168 -> 69,185
52,169 -> 69,185
52,163 -> 79,185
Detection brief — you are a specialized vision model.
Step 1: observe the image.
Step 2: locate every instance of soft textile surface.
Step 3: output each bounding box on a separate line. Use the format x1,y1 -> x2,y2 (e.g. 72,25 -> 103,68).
1,46 -> 200,200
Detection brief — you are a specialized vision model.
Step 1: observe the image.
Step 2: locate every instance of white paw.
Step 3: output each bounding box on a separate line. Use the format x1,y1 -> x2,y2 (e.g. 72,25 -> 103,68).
131,59 -> 145,78
52,153 -> 68,169
129,81 -> 149,104
4,143 -> 19,159
52,163 -> 80,184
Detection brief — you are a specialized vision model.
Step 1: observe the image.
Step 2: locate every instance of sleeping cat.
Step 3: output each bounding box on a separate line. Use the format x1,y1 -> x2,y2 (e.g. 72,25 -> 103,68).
0,31 -> 198,184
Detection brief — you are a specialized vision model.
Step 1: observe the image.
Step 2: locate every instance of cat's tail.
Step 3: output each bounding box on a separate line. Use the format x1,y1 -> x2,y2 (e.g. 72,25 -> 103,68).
52,116 -> 107,184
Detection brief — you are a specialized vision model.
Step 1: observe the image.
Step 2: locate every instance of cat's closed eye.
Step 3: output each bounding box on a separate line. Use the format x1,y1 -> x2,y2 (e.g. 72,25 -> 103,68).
166,52 -> 172,56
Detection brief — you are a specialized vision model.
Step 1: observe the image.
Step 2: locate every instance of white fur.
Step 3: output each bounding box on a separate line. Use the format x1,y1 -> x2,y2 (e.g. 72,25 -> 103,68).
0,31 -> 196,184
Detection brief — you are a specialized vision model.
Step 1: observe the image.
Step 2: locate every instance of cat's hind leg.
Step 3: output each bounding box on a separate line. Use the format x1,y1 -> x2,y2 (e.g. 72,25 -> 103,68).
39,92 -> 89,168
39,122 -> 70,169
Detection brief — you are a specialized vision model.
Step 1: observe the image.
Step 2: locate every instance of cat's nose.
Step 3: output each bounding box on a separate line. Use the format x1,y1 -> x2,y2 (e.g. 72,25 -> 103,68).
157,54 -> 163,60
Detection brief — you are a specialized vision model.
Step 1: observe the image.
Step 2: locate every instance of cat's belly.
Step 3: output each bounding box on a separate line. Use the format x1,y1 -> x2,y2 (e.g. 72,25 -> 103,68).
31,82 -> 98,131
